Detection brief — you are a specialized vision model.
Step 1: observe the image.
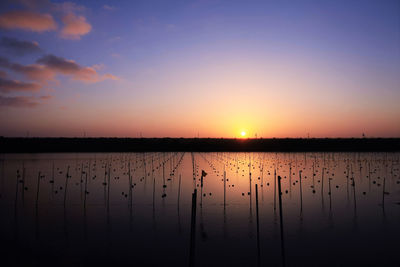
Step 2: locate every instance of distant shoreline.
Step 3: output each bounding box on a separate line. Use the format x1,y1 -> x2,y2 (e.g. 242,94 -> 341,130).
0,137 -> 399,153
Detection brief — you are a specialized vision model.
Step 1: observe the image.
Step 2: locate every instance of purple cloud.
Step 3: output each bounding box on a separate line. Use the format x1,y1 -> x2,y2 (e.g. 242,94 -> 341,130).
0,37 -> 42,56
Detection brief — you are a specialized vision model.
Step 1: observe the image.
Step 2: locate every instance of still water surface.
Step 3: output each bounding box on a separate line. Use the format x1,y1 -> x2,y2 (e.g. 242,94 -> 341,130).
0,152 -> 399,266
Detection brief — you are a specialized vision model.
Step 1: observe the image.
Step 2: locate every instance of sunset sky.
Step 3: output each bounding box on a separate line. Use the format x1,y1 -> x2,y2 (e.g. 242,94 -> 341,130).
0,0 -> 399,138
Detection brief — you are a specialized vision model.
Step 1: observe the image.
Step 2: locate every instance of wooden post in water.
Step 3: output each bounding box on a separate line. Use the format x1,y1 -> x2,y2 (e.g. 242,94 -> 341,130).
274,167 -> 277,211
63,166 -> 70,208
107,165 -> 111,211
128,162 -> 132,208
382,176 -> 386,210
312,161 -> 315,190
299,170 -> 303,214
153,177 -> 156,210
177,174 -> 181,209
103,163 -> 107,205
351,165 -> 356,213
84,172 -> 88,208
223,168 -> 226,208
14,170 -> 19,215
249,157 -> 252,206
162,162 -> 165,186
80,163 -> 84,201
21,165 -> 25,205
255,184 -> 260,266
277,176 -> 286,267
289,162 -> 292,198
328,178 -> 332,210
35,171 -> 41,208
321,167 -> 325,211
200,171 -> 205,206
321,168 -> 324,197
51,162 -> 55,199
368,162 -> 371,192
261,163 -> 264,188
189,189 -> 197,267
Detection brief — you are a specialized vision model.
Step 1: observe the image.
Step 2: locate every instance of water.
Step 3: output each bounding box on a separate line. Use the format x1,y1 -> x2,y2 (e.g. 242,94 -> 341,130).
0,152 -> 399,266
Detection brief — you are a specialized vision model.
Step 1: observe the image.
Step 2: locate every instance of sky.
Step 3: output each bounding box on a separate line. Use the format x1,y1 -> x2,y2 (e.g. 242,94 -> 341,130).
0,0 -> 399,138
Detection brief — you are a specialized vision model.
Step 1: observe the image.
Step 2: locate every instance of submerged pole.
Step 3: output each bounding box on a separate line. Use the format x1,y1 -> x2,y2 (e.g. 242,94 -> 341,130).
35,171 -> 41,208
277,176 -> 286,267
189,189 -> 197,267
63,166 -> 70,208
178,174 -> 181,209
223,169 -> 226,208
299,170 -> 303,214
255,184 -> 260,266
382,176 -> 386,210
274,167 -> 277,211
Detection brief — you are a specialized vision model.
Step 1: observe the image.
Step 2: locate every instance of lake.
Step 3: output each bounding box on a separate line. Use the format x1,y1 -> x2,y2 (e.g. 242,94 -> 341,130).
0,152 -> 399,266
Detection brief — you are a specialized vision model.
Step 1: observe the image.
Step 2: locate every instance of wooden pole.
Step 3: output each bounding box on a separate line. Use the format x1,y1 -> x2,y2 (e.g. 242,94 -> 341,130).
189,189 -> 197,266
277,176 -> 286,267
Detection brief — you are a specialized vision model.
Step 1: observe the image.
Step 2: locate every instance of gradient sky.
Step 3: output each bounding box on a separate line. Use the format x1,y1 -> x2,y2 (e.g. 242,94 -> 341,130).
0,0 -> 399,138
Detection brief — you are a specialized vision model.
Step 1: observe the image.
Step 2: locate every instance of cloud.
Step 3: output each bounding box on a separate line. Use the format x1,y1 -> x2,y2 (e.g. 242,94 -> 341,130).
13,64 -> 55,82
0,55 -> 118,83
92,63 -> 105,70
166,24 -> 177,32
39,94 -> 52,100
53,2 -> 86,13
36,54 -> 117,82
0,37 -> 42,56
102,73 -> 120,81
108,36 -> 121,43
0,70 -> 7,78
103,5 -> 116,11
60,13 -> 91,39
10,0 -> 51,10
0,95 -> 40,107
0,77 -> 41,93
11,0 -> 85,13
0,10 -> 57,32
36,54 -> 80,72
0,56 -> 55,82
111,53 -> 121,59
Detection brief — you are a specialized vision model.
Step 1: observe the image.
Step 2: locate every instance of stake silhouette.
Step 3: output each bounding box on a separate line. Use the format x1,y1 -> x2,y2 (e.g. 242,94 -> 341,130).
63,166 -> 70,208
189,189 -> 197,267
277,176 -> 286,267
255,184 -> 261,267
177,174 -> 182,209
299,170 -> 303,214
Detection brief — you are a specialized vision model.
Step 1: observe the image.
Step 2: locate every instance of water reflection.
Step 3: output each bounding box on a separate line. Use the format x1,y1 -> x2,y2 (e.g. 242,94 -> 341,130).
0,152 -> 399,266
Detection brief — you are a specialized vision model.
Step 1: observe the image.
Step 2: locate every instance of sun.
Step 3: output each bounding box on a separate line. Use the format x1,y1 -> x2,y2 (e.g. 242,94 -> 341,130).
241,131 -> 246,137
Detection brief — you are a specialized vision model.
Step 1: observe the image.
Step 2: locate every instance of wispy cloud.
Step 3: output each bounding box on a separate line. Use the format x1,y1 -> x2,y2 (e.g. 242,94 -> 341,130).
111,53 -> 121,59
1,1 -> 91,40
0,70 -> 7,78
0,77 -> 41,93
53,1 -> 86,13
60,13 -> 91,39
0,56 -> 55,82
39,94 -> 52,100
0,10 -> 57,32
103,5 -> 116,11
107,36 -> 121,43
37,54 -> 107,82
0,95 -> 47,108
0,54 -> 119,84
11,0 -> 52,10
0,37 -> 42,56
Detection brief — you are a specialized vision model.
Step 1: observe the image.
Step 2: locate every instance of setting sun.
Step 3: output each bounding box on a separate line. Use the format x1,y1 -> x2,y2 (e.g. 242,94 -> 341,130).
241,131 -> 246,137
